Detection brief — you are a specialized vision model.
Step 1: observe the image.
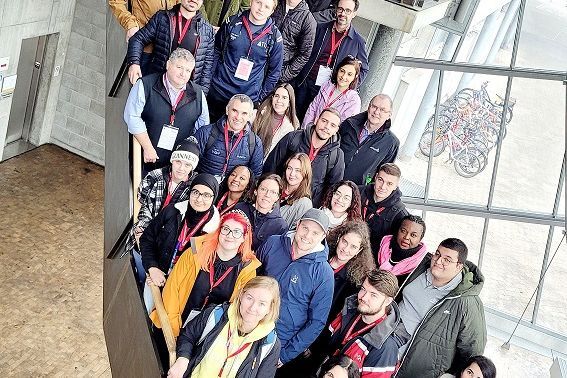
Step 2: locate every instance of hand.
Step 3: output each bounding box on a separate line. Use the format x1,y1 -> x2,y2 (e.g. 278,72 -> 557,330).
126,26 -> 140,42
128,64 -> 142,84
143,145 -> 159,163
167,357 -> 190,378
134,227 -> 144,245
212,25 -> 220,34
148,267 -> 166,287
277,359 -> 283,368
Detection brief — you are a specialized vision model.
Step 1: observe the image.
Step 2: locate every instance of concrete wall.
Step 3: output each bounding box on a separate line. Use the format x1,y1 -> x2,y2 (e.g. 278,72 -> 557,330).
0,0 -> 105,165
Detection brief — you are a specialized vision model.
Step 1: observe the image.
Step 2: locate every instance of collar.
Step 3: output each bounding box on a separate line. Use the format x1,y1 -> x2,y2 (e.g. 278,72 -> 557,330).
425,268 -> 462,291
164,74 -> 183,95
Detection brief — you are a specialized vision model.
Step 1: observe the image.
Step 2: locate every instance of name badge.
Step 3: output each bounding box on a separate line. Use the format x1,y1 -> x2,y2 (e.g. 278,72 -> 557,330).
157,124 -> 179,151
235,58 -> 254,81
315,65 -> 332,86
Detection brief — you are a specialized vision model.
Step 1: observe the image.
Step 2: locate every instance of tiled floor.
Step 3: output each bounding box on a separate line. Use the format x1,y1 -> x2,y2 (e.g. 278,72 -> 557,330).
0,145 -> 110,376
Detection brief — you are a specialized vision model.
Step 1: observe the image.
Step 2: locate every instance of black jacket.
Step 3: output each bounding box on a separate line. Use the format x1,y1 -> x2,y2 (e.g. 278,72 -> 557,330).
263,124 -> 345,207
271,0 -> 317,83
177,303 -> 281,378
294,20 -> 369,87
235,201 -> 288,251
359,185 -> 408,256
127,6 -> 215,93
340,112 -> 400,185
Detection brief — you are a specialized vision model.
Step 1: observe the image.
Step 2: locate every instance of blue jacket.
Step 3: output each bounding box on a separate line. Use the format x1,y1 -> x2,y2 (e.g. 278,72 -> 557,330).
211,11 -> 284,103
193,116 -> 264,177
127,5 -> 215,93
294,20 -> 369,87
256,233 -> 334,363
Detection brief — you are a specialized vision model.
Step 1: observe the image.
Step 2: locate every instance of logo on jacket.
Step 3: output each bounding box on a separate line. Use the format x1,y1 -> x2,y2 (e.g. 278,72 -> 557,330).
257,41 -> 269,49
443,310 -> 451,315
291,274 -> 299,284
370,147 -> 380,153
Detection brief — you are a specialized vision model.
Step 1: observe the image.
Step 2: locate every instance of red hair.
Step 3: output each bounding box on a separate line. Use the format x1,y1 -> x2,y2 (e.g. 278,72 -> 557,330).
195,211 -> 255,271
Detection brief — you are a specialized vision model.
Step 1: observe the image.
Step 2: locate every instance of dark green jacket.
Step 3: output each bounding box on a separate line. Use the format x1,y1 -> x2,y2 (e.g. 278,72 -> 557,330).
202,0 -> 249,26
394,254 -> 487,378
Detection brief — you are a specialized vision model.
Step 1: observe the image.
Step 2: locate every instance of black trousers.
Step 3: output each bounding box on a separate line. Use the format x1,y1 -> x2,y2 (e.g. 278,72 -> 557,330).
293,77 -> 321,122
206,85 -> 230,124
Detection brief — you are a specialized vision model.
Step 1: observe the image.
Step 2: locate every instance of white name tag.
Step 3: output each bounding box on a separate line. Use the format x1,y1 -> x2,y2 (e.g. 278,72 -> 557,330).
235,58 -> 254,81
157,124 -> 179,151
315,65 -> 332,86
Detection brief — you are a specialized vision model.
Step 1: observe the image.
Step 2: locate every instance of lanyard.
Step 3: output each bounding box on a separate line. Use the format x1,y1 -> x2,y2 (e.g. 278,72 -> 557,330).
308,143 -> 321,162
177,11 -> 192,45
341,314 -> 386,347
324,85 -> 349,109
290,244 -> 298,261
326,27 -> 349,66
273,116 -> 285,136
162,176 -> 176,208
223,122 -> 245,174
331,258 -> 346,274
168,213 -> 209,273
242,16 -> 272,57
162,74 -> 185,125
362,198 -> 385,221
216,192 -> 238,216
202,258 -> 235,309
218,324 -> 252,377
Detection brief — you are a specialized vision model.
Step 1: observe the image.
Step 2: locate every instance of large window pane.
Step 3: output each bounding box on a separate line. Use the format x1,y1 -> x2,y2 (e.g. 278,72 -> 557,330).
492,78 -> 565,214
481,220 -> 548,320
536,227 -> 567,335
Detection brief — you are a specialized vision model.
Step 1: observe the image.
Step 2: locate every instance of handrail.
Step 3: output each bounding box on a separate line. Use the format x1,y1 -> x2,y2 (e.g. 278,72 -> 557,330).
150,284 -> 177,367
108,57 -> 129,98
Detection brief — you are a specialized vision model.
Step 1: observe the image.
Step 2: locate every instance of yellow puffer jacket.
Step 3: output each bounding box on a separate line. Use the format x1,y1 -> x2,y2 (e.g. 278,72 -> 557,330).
150,235 -> 261,337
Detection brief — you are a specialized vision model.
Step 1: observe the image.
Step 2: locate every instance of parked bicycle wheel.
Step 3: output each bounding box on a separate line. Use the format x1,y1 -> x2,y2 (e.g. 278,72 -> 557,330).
453,148 -> 487,178
419,130 -> 446,157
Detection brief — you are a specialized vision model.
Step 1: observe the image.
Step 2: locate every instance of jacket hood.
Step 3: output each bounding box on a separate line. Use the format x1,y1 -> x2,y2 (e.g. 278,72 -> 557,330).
303,123 -> 341,153
363,185 -> 403,208
174,200 -> 221,233
285,231 -> 330,263
341,295 -> 401,350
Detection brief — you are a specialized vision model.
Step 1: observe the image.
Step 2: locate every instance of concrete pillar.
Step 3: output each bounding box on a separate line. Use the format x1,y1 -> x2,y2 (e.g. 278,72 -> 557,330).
399,32 -> 460,158
486,0 -> 521,64
359,24 -> 404,106
456,8 -> 503,92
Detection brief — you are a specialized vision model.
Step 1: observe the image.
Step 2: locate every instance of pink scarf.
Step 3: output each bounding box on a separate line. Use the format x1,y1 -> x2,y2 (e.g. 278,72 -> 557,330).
377,235 -> 428,276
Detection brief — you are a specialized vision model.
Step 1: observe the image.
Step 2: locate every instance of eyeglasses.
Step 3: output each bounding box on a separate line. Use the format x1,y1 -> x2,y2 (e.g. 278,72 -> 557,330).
432,251 -> 459,267
190,189 -> 214,200
336,6 -> 354,15
220,225 -> 244,239
369,103 -> 391,114
333,191 -> 352,203
258,186 -> 279,198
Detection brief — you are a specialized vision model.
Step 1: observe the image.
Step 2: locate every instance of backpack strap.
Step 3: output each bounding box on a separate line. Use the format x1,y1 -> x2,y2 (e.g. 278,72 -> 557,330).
247,129 -> 256,158
197,304 -> 226,345
325,148 -> 339,175
205,123 -> 222,151
258,329 -> 277,366
220,15 -> 241,64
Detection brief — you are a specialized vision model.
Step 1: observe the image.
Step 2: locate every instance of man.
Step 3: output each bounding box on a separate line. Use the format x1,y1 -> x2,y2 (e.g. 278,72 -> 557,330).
202,0 -> 250,27
207,0 -> 284,121
193,94 -> 264,180
256,208 -> 334,369
310,269 -> 401,377
358,163 -> 408,255
395,239 -> 487,377
271,0 -> 317,83
263,107 -> 344,207
340,94 -> 400,185
109,0 -> 178,73
126,0 -> 215,94
292,0 -> 369,119
124,48 -> 209,174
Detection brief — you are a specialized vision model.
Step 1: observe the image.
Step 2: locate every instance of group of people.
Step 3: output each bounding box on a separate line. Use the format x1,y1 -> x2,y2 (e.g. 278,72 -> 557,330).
111,0 -> 496,376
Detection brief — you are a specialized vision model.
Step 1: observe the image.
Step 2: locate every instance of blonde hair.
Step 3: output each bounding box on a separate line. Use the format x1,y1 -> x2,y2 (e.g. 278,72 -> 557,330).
234,276 -> 281,329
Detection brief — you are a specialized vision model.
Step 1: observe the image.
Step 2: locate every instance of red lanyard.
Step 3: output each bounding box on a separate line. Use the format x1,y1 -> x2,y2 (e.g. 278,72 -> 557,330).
273,116 -> 285,136
163,177 -> 175,208
202,258 -> 235,309
177,11 -> 192,45
290,244 -> 298,261
330,258 -> 346,274
341,314 -> 386,346
242,16 -> 272,57
308,143 -> 321,162
218,324 -> 252,377
176,213 -> 209,251
326,28 -> 349,66
162,74 -> 185,125
223,122 -> 245,174
216,192 -> 238,216
324,85 -> 349,109
362,198 -> 385,221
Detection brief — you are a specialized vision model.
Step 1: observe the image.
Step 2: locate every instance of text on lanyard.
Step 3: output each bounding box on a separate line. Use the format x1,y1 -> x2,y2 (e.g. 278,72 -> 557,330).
241,16 -> 272,57
326,28 -> 349,66
223,122 -> 245,174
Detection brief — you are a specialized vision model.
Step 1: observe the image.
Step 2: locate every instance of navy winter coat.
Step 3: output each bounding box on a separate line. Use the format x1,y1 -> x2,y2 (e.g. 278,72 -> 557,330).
127,5 -> 215,93
256,233 -> 334,363
211,11 -> 284,103
294,20 -> 369,87
193,116 -> 264,178
235,201 -> 288,251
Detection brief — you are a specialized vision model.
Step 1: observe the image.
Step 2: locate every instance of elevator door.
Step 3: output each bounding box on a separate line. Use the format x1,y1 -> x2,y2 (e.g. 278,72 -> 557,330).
3,36 -> 46,158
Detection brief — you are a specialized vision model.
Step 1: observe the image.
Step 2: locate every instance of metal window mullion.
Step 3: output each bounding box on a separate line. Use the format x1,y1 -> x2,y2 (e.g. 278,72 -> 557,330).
450,0 -> 481,63
531,226 -> 555,324
424,70 -> 444,202
477,218 -> 489,269
509,0 -> 528,70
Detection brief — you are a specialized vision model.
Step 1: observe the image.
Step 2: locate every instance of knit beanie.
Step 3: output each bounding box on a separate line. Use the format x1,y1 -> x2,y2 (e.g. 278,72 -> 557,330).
170,138 -> 200,170
190,173 -> 219,202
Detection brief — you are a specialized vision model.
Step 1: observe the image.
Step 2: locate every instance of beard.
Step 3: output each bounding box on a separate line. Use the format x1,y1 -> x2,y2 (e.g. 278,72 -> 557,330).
357,297 -> 386,316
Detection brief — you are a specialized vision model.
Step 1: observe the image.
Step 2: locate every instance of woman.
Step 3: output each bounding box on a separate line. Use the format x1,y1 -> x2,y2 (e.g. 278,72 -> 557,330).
377,214 -> 427,287
440,356 -> 496,378
216,165 -> 254,216
317,355 -> 360,378
235,174 -> 288,250
140,173 -> 221,287
252,84 -> 300,158
151,210 -> 260,337
327,221 -> 375,320
280,153 -> 313,228
320,180 -> 362,231
302,56 -> 362,128
167,276 -> 281,378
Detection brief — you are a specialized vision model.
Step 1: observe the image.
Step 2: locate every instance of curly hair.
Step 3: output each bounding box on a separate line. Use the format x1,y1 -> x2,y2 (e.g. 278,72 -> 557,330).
327,221 -> 375,287
321,180 -> 362,222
